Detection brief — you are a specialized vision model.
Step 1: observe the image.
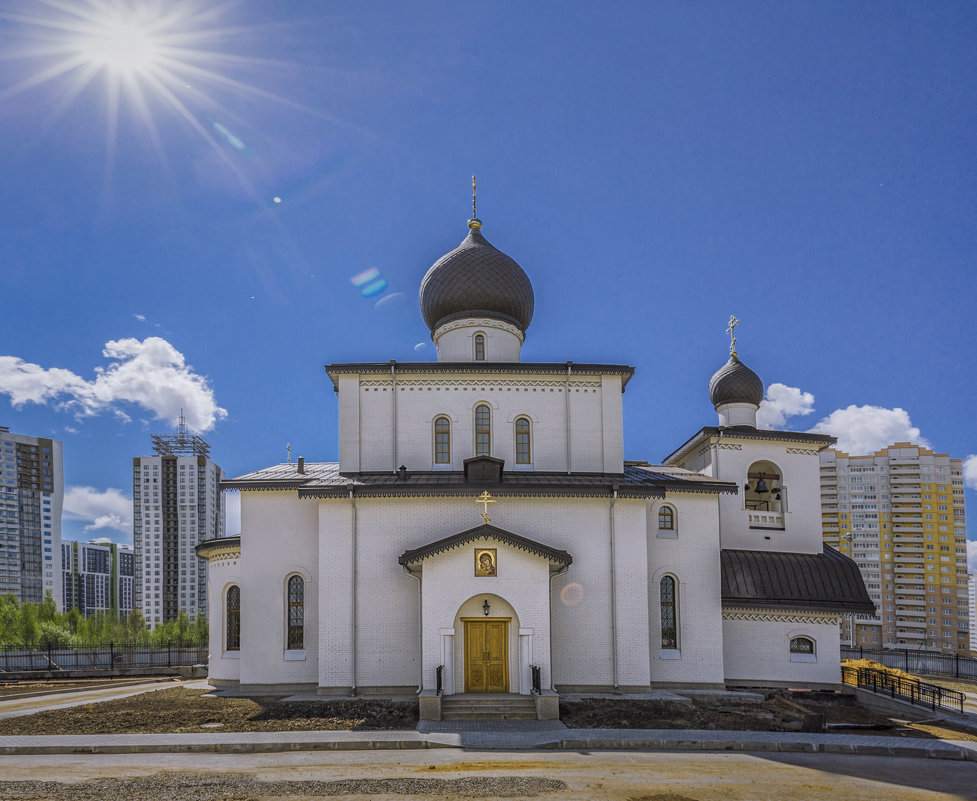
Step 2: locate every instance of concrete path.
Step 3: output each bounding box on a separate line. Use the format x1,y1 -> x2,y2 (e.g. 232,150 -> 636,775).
0,724 -> 975,761
0,679 -> 204,720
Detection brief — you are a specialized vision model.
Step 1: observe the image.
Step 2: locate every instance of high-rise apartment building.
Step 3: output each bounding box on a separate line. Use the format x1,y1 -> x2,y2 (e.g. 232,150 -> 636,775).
133,418 -> 224,628
969,574 -> 977,654
0,426 -> 63,607
820,442 -> 969,653
62,539 -> 134,618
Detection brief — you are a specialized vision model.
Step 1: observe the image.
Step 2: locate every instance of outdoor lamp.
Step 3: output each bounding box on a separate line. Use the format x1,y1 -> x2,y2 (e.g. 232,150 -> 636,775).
482,599 -> 491,616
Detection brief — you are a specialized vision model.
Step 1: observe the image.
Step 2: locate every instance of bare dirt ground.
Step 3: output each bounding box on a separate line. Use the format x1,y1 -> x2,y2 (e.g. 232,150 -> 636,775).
0,688 -> 419,733
2,685 -> 975,741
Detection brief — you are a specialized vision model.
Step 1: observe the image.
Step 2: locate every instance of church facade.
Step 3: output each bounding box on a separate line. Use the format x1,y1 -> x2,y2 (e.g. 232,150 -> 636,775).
198,214 -> 872,716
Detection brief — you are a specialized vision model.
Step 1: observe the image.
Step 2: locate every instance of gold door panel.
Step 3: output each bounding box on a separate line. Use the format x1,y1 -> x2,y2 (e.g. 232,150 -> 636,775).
463,619 -> 509,693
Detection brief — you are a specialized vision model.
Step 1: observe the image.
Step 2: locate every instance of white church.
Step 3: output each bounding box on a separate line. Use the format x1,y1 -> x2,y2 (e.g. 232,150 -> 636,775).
198,211 -> 872,719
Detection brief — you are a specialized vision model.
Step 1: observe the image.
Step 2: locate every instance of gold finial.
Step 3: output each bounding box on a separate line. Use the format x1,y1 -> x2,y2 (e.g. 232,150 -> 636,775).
726,315 -> 740,358
476,490 -> 496,524
469,175 -> 482,229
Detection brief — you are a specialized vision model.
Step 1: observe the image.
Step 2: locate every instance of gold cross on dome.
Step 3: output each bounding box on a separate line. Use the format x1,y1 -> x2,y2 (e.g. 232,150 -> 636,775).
476,490 -> 496,524
726,315 -> 740,358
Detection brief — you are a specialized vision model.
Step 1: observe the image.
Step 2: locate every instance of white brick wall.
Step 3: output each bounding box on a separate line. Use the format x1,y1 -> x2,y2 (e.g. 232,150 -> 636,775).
722,614 -> 842,685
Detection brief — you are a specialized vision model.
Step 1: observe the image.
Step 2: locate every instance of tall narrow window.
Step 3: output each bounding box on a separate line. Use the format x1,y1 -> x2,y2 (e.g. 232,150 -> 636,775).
287,575 -> 304,650
226,585 -> 241,651
434,416 -> 451,464
658,505 -> 675,531
515,417 -> 531,464
474,333 -> 485,361
475,404 -> 491,456
660,576 -> 678,649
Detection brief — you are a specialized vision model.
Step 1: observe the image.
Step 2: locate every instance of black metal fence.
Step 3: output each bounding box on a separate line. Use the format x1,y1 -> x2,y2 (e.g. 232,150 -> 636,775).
842,646 -> 977,680
842,665 -> 965,715
0,642 -> 206,673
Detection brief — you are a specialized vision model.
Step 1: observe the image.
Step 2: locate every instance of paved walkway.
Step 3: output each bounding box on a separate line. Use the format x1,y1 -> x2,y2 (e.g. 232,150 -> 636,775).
0,679 -> 204,721
0,723 -> 975,760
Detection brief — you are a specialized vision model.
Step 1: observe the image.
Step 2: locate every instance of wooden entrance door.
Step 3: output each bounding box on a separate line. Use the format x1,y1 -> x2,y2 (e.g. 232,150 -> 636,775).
464,619 -> 509,693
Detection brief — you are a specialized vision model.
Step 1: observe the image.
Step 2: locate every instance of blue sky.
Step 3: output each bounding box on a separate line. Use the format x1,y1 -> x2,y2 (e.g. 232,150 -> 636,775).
1,1 -> 975,552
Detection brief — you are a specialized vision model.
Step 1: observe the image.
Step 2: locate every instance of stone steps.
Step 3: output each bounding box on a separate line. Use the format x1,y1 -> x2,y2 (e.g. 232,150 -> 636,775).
440,695 -> 538,720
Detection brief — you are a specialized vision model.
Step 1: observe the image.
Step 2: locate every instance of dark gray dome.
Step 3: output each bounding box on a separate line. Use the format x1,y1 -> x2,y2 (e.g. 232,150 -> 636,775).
709,355 -> 764,409
419,220 -> 534,333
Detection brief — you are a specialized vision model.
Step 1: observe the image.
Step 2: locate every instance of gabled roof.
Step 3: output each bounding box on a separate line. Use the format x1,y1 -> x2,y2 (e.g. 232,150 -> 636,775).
664,426 -> 837,465
720,545 -> 875,614
398,523 -> 572,568
221,462 -> 737,499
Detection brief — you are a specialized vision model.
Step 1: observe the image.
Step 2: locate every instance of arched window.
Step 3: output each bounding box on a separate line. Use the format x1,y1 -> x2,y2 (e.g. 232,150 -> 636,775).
515,417 -> 531,464
474,333 -> 486,361
226,585 -> 240,652
660,576 -> 678,650
287,575 -> 304,650
658,505 -> 675,531
434,416 -> 451,464
475,404 -> 491,456
790,636 -> 815,655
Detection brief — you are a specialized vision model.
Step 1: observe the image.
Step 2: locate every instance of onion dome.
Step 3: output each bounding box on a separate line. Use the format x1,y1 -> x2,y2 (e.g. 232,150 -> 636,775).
708,355 -> 764,409
419,219 -> 534,333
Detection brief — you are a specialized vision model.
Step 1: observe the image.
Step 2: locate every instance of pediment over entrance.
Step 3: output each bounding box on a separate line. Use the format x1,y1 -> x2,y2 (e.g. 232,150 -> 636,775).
398,523 -> 572,569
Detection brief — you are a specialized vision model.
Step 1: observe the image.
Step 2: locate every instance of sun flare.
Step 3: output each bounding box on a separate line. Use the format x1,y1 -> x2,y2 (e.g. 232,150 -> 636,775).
80,18 -> 160,74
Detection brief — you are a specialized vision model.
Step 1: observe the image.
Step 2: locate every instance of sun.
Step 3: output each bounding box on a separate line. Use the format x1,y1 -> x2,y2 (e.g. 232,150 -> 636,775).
79,18 -> 160,74
0,0 -> 295,177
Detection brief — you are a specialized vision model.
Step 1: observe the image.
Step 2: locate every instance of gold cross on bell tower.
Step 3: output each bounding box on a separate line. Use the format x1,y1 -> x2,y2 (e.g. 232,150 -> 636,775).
476,490 -> 496,524
726,315 -> 740,358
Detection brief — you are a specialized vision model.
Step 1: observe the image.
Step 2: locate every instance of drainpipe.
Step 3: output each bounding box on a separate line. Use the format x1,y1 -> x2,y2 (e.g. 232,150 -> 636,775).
390,362 -> 398,475
548,563 -> 570,692
609,484 -> 619,689
348,487 -> 357,696
402,564 -> 423,694
565,362 -> 572,474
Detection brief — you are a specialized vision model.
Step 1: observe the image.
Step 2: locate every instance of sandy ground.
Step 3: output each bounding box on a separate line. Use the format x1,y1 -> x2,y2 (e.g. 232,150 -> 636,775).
0,750 -> 973,800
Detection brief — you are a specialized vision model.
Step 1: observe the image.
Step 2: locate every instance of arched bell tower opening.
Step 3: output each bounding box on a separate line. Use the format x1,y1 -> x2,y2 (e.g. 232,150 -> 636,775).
745,459 -> 784,513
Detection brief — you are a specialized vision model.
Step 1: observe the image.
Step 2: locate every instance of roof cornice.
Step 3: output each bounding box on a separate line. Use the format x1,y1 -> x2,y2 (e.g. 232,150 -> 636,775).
323,361 -> 635,392
663,426 -> 837,465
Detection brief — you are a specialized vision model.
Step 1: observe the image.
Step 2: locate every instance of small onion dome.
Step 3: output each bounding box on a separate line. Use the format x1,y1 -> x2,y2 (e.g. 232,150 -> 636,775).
419,219 -> 534,333
708,355 -> 764,409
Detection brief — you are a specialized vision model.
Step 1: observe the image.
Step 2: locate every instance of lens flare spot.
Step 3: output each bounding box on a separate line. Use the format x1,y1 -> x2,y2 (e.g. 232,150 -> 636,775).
414,342 -> 426,352
273,197 -> 282,204
350,268 -> 380,288
374,292 -> 405,309
360,279 -> 387,297
560,583 -> 584,607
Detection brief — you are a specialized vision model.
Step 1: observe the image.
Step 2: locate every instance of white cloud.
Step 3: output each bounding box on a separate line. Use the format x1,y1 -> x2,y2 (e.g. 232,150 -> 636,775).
964,455 -> 977,491
0,337 -> 226,432
224,490 -> 241,536
807,405 -> 928,455
757,383 -> 816,429
134,314 -> 146,322
63,486 -> 132,535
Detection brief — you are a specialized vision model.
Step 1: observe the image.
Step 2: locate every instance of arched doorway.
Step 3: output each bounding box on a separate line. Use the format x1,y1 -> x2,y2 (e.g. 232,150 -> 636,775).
453,594 -> 521,693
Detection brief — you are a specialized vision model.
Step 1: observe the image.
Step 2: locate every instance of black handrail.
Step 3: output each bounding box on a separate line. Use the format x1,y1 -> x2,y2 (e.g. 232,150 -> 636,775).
436,664 -> 443,696
842,665 -> 964,715
530,664 -> 541,695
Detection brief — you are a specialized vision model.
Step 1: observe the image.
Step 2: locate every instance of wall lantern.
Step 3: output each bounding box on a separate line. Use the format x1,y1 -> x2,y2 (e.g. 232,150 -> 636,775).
482,599 -> 491,616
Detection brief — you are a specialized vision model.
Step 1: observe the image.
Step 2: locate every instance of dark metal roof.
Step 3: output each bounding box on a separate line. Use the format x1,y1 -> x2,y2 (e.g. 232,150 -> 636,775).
399,523 -> 571,567
418,222 -> 534,332
663,427 -> 837,465
721,545 -> 875,614
195,536 -> 241,557
708,355 -> 764,409
222,462 -> 737,499
323,361 -> 635,392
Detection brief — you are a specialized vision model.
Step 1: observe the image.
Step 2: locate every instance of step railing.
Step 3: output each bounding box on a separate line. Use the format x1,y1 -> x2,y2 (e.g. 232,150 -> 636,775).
842,665 -> 964,714
436,664 -> 443,696
530,664 -> 541,695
